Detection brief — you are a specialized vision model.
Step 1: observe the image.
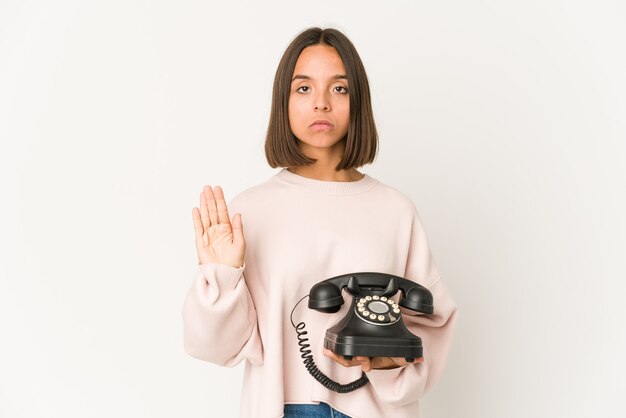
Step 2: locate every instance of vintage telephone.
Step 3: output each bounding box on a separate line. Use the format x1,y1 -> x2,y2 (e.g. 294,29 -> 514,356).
290,272 -> 434,393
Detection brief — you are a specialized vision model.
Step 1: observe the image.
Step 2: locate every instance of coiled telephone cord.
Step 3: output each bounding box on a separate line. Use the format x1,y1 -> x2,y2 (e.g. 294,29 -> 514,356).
290,295 -> 370,393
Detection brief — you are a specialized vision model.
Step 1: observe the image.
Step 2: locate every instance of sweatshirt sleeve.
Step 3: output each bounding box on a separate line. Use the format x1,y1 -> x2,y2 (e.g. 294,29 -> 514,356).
182,262 -> 263,367
365,209 -> 458,408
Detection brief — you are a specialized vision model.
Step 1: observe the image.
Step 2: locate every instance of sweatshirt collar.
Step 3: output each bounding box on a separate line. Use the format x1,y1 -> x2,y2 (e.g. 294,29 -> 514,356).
274,168 -> 378,195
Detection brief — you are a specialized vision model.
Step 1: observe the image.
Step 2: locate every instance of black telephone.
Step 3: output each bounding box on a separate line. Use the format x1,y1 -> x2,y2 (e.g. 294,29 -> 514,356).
290,272 -> 434,393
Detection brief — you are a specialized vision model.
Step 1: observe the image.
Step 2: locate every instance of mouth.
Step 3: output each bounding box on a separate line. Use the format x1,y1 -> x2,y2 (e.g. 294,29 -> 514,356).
309,120 -> 334,130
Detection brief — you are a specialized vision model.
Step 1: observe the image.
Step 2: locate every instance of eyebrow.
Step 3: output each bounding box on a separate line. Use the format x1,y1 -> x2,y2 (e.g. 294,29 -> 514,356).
291,74 -> 348,82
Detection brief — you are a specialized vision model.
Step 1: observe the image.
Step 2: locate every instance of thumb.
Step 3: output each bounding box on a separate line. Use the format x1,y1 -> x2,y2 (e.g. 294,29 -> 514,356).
360,357 -> 372,372
232,213 -> 244,244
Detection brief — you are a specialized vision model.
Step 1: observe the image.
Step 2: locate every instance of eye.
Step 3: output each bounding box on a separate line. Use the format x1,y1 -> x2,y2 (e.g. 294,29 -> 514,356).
296,86 -> 310,93
334,85 -> 348,94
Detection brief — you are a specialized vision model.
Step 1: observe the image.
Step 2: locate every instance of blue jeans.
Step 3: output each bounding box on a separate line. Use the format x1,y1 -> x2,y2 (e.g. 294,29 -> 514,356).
283,402 -> 352,418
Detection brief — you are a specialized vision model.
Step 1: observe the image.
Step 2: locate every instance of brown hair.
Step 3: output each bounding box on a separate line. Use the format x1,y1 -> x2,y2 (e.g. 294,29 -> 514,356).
264,27 -> 378,171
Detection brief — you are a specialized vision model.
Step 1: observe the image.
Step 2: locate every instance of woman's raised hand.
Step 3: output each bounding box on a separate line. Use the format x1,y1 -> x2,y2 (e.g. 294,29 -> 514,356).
192,186 -> 246,268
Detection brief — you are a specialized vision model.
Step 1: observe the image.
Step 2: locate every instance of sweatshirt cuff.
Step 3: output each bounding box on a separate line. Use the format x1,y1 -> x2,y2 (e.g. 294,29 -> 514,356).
365,362 -> 426,408
365,364 -> 406,382
198,262 -> 245,291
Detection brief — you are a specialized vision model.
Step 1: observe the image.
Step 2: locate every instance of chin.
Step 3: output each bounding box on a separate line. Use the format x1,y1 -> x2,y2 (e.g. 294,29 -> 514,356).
299,135 -> 345,148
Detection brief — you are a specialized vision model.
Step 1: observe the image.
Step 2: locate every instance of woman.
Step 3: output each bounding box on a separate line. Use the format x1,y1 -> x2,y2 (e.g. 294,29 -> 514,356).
183,27 -> 457,418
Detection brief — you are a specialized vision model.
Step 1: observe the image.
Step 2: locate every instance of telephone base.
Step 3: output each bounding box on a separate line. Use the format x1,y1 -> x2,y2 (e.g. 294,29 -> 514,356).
324,332 -> 423,360
342,356 -> 415,363
342,355 -> 416,362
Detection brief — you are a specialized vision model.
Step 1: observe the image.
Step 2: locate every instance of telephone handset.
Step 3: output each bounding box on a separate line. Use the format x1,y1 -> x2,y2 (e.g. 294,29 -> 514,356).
290,272 -> 434,393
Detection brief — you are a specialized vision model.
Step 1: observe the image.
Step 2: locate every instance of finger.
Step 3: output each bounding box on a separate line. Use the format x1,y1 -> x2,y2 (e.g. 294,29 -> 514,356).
359,357 -> 372,372
203,186 -> 219,226
192,207 -> 204,242
329,353 -> 354,366
232,213 -> 244,245
213,186 -> 231,225
200,189 -> 211,229
400,357 -> 424,366
323,349 -> 353,367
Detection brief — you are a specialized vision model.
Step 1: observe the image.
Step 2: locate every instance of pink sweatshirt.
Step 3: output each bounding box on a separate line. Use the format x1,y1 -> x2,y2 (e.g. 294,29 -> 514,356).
182,168 -> 457,418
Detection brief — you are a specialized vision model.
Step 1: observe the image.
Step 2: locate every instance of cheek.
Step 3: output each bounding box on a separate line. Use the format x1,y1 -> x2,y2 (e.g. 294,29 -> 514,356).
289,97 -> 305,111
338,102 -> 350,128
287,100 -> 296,121
288,99 -> 307,125
288,105 -> 303,132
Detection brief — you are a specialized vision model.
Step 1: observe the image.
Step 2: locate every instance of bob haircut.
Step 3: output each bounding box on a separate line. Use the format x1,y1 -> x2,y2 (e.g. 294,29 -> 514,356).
265,27 -> 378,171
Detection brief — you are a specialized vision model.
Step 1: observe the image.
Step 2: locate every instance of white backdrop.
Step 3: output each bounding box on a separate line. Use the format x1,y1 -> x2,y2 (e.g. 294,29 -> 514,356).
1,1 -> 625,417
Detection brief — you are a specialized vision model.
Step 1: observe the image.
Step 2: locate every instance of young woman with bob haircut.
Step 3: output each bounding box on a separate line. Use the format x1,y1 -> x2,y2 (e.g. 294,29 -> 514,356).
183,27 -> 457,418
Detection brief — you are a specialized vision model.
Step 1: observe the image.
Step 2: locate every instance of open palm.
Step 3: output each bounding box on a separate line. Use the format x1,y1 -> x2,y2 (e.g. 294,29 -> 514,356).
192,185 -> 245,268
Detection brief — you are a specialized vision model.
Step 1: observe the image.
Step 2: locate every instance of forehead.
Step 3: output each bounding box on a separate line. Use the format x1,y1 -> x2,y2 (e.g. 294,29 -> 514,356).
293,44 -> 346,77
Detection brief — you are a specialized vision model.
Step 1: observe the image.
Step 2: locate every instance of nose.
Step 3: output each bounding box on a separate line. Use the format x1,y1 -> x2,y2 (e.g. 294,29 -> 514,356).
313,91 -> 330,111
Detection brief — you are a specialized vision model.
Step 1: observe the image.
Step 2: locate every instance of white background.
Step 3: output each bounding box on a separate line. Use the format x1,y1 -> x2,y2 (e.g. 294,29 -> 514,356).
1,1 -> 625,417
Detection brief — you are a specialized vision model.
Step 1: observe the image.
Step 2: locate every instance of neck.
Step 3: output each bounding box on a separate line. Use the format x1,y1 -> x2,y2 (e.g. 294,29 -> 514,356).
289,139 -> 364,182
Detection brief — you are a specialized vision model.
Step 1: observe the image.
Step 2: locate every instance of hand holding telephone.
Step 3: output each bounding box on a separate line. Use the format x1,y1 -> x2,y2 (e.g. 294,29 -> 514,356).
291,272 -> 434,393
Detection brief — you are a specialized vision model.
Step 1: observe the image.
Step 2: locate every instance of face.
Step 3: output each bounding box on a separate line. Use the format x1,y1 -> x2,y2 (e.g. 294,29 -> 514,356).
288,44 -> 350,157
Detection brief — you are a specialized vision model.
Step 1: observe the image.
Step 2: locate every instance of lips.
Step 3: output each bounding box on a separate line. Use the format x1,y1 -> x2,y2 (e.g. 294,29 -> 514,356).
309,120 -> 334,130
